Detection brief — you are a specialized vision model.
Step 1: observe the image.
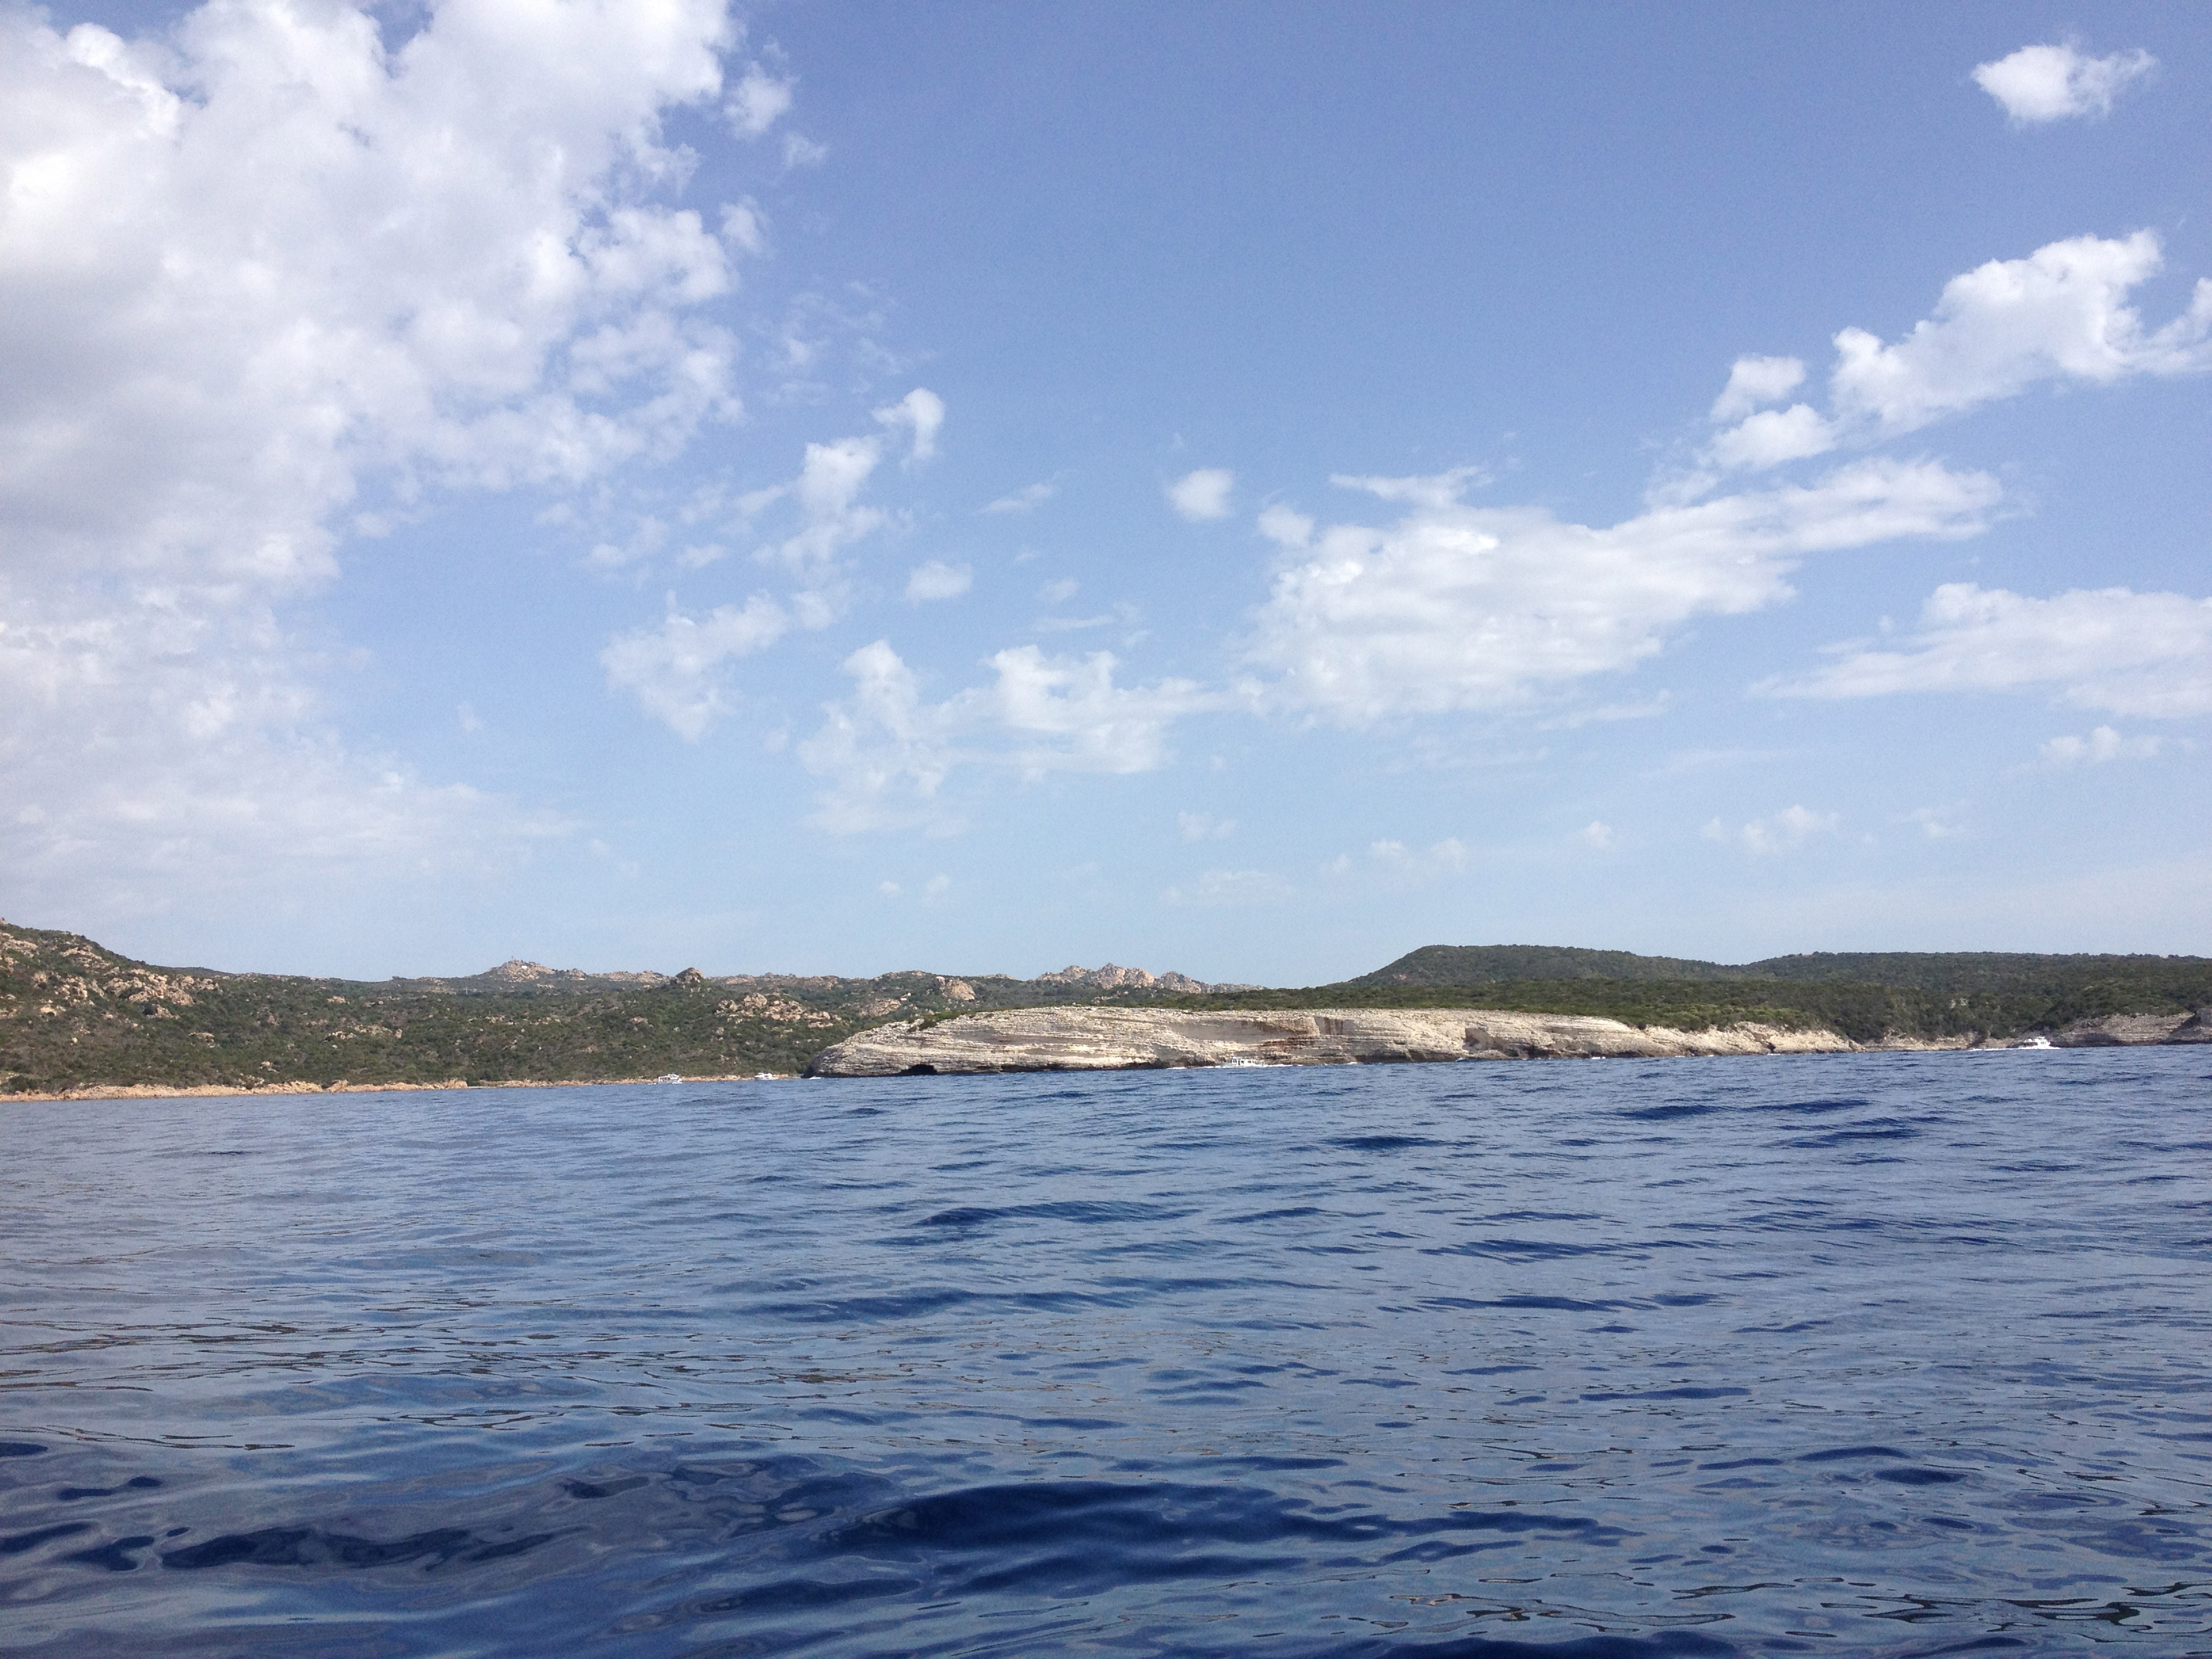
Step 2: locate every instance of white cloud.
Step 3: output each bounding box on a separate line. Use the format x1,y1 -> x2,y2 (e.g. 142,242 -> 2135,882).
1368,837 -> 1470,878
1330,466 -> 1490,509
1039,577 -> 1081,605
905,560 -> 973,603
1711,354 -> 1807,422
1248,458 -> 1999,724
2040,726 -> 2168,767
725,390 -> 941,615
1163,868 -> 1290,907
600,595 -> 790,739
1167,468 -> 1235,521
1766,583 -> 2212,718
1178,811 -> 1235,842
1704,805 -> 1839,857
1704,403 -> 1837,470
1973,43 -> 2156,125
876,879 -> 901,898
0,0 -> 744,915
875,387 -> 946,463
1578,820 -> 1614,850
923,872 -> 951,899
1900,806 -> 1966,840
1256,504 -> 1316,549
1707,232 -> 2212,470
798,641 -> 1219,832
983,480 -> 1057,515
725,62 -> 793,137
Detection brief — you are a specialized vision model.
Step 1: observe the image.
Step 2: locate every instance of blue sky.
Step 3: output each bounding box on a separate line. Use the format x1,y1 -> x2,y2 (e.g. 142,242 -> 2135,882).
4,1 -> 2209,982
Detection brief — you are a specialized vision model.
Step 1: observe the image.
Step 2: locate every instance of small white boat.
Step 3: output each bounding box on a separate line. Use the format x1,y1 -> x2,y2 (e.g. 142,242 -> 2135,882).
655,1073 -> 683,1084
2015,1036 -> 2053,1050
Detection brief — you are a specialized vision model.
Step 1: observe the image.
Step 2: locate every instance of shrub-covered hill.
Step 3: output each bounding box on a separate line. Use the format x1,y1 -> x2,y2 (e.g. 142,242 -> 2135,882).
1143,975 -> 2212,1046
9,921 -> 2209,1097
0,922 -> 1152,1096
1355,943 -> 2212,994
1185,945 -> 2212,1046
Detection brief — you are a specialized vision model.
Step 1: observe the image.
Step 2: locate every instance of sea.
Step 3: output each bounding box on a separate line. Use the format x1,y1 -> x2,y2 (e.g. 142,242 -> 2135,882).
3,1048 -> 2209,1658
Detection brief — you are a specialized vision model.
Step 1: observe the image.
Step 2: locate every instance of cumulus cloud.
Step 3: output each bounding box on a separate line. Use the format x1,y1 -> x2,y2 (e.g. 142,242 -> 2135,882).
875,387 -> 946,463
1703,806 -> 1840,857
1973,43 -> 2156,125
2040,726 -> 2167,767
798,641 -> 1221,832
905,560 -> 972,603
0,0 -> 747,914
1706,232 -> 2212,471
1167,468 -> 1235,521
725,61 -> 793,137
1710,355 -> 1807,422
1766,583 -> 2212,718
1248,458 -> 2000,724
1179,811 -> 1235,842
1704,403 -> 1837,470
600,595 -> 789,739
1578,821 -> 1614,850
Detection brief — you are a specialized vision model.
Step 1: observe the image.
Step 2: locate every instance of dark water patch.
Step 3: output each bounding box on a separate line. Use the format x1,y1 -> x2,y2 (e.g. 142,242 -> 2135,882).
0,1440 -> 49,1457
1620,1099 -> 1724,1121
1582,1387 -> 1749,1402
3,1521 -> 91,1554
910,1199 -> 1188,1229
1328,1133 -> 1443,1151
1754,1096 -> 1872,1114
1782,1118 -> 1925,1148
1425,1293 -> 1640,1313
58,1477 -> 161,1500
59,1534 -> 155,1571
161,1523 -> 560,1572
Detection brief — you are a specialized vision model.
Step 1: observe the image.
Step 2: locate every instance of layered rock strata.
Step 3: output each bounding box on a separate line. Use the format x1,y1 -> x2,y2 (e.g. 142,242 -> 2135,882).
802,1006 -> 1919,1077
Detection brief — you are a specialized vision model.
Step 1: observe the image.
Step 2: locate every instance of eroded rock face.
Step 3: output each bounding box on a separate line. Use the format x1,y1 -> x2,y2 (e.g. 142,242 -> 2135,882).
802,1006 -> 1871,1078
2052,1011 -> 2199,1046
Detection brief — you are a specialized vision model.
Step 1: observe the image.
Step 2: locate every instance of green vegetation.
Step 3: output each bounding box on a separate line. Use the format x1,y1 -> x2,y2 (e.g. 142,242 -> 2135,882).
1137,975 -> 2212,1046
6,924 -> 2206,1097
1354,942 -> 2212,994
0,922 -> 1107,1096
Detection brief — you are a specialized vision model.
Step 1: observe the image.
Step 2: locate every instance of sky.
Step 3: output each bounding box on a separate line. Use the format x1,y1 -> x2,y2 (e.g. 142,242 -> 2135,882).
3,1 -> 2210,983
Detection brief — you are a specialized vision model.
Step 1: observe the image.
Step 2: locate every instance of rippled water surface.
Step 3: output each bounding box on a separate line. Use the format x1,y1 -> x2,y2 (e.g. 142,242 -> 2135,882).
5,1049 -> 2211,1656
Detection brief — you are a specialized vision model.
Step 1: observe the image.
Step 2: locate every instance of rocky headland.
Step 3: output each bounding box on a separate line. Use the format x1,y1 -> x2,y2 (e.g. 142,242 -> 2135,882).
803,1004 -> 2212,1078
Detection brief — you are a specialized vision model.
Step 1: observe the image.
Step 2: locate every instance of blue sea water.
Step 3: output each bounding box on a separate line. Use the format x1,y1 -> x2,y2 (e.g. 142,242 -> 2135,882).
3,1048 -> 2210,1657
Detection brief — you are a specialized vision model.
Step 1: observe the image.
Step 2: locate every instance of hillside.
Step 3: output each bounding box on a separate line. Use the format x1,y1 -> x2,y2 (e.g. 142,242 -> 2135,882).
0,922 -> 1216,1097
7,922 -> 2208,1098
1355,943 -> 2212,993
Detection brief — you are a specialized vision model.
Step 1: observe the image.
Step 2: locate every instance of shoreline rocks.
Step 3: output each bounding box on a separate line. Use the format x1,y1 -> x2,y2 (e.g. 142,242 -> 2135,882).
799,1006 -> 2002,1078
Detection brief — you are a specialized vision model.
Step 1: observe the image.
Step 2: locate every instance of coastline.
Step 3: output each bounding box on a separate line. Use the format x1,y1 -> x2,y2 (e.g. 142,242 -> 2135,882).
803,1005 -> 2053,1078
1,1073 -> 796,1105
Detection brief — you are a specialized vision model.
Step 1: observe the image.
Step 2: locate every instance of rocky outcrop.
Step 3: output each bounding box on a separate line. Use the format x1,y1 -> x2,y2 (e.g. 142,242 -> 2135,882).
2053,1010 -> 2209,1046
1035,963 -> 1257,994
802,1006 -> 1906,1077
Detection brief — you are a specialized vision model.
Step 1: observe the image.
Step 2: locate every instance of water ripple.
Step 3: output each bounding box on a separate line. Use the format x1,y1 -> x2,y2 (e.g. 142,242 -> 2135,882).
4,1048 -> 2209,1654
